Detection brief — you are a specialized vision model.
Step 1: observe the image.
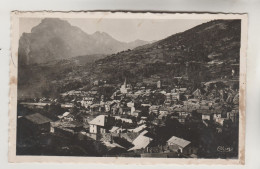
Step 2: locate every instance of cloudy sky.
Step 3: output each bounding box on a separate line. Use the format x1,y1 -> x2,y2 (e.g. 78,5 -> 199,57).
19,18 -> 210,42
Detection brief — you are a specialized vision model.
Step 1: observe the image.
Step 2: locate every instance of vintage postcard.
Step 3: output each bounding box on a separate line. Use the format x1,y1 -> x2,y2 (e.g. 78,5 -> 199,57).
9,11 -> 247,164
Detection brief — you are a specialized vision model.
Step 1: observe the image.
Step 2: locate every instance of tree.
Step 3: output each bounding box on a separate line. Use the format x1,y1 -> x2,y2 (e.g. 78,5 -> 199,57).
147,112 -> 156,122
49,103 -> 63,115
70,105 -> 79,115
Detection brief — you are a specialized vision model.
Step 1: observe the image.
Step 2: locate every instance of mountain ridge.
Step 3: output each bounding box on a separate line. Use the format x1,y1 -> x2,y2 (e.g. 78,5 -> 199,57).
18,18 -> 151,65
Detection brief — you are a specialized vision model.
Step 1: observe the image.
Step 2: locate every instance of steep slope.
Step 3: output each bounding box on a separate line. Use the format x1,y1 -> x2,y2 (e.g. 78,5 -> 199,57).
18,18 -> 150,65
94,19 -> 241,84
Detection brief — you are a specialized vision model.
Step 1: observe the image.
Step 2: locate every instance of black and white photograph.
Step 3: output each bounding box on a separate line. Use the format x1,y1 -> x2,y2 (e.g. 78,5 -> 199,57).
9,12 -> 247,164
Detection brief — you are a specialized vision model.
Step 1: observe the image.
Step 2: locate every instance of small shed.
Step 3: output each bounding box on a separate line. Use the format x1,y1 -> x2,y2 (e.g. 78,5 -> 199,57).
20,113 -> 52,134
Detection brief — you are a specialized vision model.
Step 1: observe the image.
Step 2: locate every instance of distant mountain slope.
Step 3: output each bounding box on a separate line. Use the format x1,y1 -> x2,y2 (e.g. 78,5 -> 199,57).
18,19 -> 241,99
18,18 -> 150,65
94,19 -> 241,83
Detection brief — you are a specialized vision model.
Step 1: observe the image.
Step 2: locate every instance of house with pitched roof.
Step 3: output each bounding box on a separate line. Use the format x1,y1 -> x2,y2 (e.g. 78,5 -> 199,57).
128,130 -> 153,152
192,88 -> 202,99
89,115 -> 107,133
128,124 -> 147,133
167,136 -> 197,156
18,113 -> 52,134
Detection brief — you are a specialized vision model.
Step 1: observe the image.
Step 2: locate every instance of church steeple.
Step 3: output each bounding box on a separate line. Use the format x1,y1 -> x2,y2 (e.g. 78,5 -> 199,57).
123,78 -> 127,87
120,77 -> 128,94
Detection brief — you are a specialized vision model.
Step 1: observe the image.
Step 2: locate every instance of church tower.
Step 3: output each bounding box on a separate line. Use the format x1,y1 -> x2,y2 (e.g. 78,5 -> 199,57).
120,78 -> 128,94
123,78 -> 127,87
157,80 -> 161,89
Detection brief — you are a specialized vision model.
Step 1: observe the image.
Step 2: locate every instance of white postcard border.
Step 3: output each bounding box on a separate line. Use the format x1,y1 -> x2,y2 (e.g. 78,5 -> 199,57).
9,11 -> 248,165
